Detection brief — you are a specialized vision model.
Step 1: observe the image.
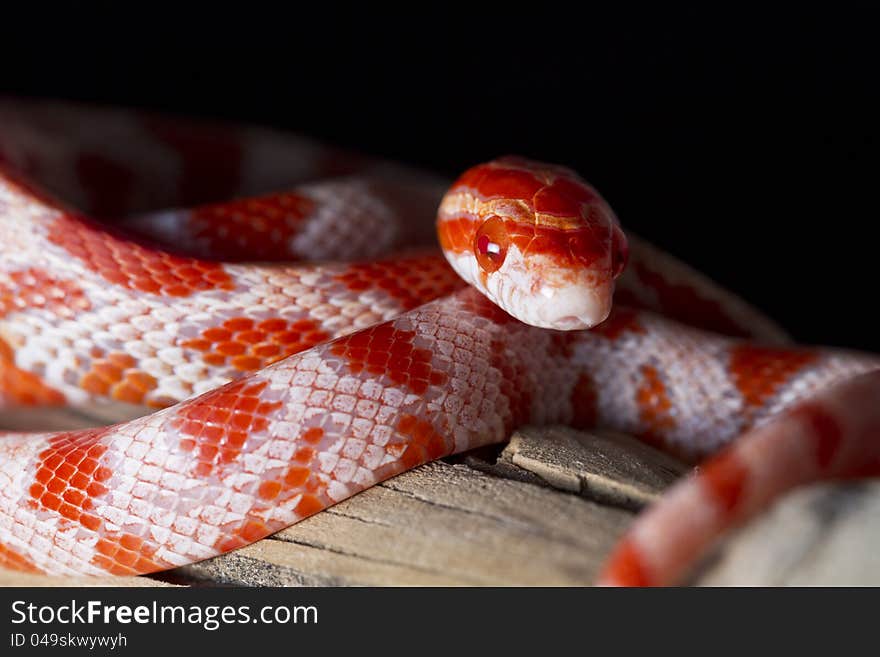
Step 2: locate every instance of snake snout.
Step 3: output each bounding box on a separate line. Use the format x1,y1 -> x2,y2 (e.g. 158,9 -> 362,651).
531,280 -> 612,330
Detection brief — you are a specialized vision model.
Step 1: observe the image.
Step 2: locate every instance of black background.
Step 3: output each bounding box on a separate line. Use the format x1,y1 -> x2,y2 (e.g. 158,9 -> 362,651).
1,7 -> 876,349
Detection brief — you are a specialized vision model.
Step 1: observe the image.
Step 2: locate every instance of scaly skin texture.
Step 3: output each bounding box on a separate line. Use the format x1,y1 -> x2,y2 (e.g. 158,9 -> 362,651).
0,100 -> 877,583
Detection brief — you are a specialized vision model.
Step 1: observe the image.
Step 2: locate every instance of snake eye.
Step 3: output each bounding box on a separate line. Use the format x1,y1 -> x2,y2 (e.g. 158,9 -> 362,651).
474,215 -> 509,273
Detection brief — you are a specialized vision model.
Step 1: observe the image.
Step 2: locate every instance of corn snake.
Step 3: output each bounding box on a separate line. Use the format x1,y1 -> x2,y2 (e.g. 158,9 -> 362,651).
0,99 -> 878,585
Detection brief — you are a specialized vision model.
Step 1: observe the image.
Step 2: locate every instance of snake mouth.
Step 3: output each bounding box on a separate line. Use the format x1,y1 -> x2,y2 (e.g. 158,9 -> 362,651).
529,279 -> 612,330
553,315 -> 589,330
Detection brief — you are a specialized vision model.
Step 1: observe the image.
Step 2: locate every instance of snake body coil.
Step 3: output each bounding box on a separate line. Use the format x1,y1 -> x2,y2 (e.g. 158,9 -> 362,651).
0,100 -> 878,585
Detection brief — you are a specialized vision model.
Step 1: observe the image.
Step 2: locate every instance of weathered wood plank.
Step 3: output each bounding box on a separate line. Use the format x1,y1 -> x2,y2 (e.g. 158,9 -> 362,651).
500,426 -> 688,509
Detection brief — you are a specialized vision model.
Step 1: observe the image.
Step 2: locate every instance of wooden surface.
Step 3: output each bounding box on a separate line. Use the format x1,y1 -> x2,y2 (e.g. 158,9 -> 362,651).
2,404 -> 878,586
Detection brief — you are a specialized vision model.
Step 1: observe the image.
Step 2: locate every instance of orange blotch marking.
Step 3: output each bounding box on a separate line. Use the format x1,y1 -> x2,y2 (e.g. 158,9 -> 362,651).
46,214 -> 234,296
396,414 -> 448,463
788,401 -> 844,470
302,427 -> 324,444
181,316 -> 330,370
729,345 -> 819,414
284,467 -> 310,487
171,378 -> 281,476
78,350 -> 157,404
635,365 -> 676,446
333,253 -> 463,311
89,532 -> 168,575
240,521 -> 268,542
202,328 -> 232,342
0,338 -> 65,406
0,268 -> 91,319
699,450 -> 749,518
485,335 -> 534,434
294,447 -> 315,463
203,353 -> 227,367
231,355 -> 263,371
29,426 -> 113,528
295,494 -> 324,517
223,317 -> 254,331
253,434 -> 331,508
187,192 -> 315,261
599,537 -> 653,587
80,514 -> 101,531
0,541 -> 45,574
215,516 -> 286,554
330,324 -> 448,395
258,481 -> 282,500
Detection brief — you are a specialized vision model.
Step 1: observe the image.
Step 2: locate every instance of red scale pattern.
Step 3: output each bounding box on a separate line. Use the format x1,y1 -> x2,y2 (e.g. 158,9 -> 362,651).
28,427 -> 113,526
0,337 -> 65,406
329,324 -> 448,396
395,414 -> 449,468
0,268 -> 91,319
215,427 -> 328,554
492,340 -> 533,434
699,449 -> 749,517
79,351 -> 158,405
600,537 -> 652,587
789,401 -> 844,469
25,426 -> 168,574
181,316 -> 329,372
729,345 -> 819,412
170,379 -> 282,478
47,215 -> 234,296
635,365 -> 677,446
255,428 -> 325,503
334,254 -> 464,310
188,192 -> 316,261
329,322 -> 454,469
91,532 -> 168,575
0,541 -> 44,574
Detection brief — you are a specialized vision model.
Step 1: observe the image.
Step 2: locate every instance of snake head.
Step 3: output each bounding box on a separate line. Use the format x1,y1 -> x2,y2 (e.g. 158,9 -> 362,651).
437,156 -> 628,330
